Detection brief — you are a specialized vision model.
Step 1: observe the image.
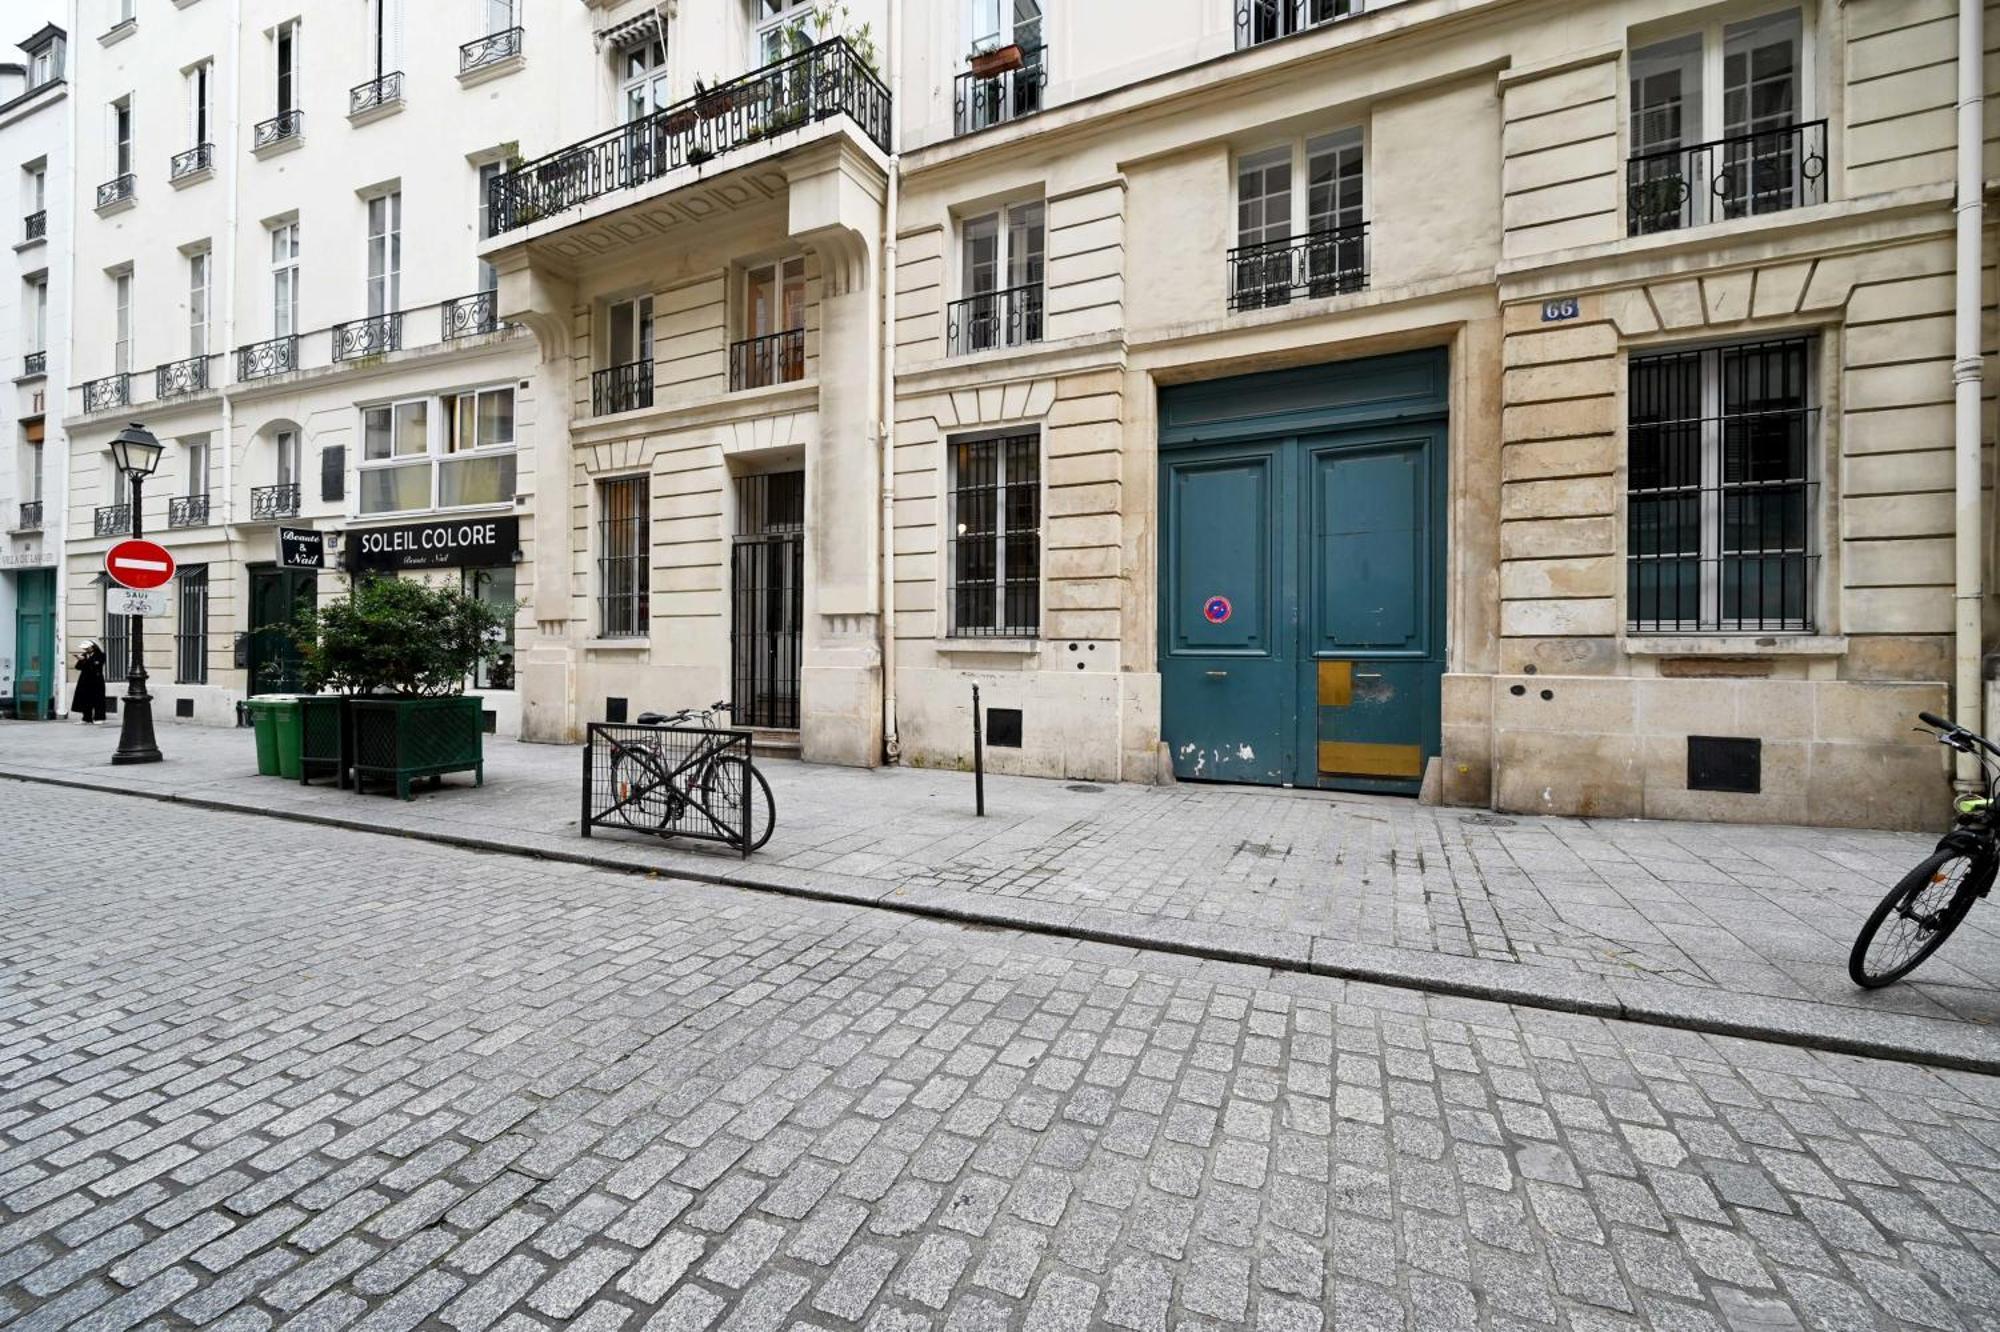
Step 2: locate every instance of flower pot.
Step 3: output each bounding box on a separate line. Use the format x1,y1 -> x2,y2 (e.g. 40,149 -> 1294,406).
968,44 -> 1024,79
697,89 -> 735,120
662,109 -> 698,135
350,696 -> 485,800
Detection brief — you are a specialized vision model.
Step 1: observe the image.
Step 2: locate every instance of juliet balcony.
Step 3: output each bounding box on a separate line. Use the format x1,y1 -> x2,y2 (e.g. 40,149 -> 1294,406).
1237,0 -> 1364,48
170,143 -> 214,186
1227,223 -> 1370,311
168,494 -> 211,529
1627,121 -> 1829,237
15,501 -> 42,533
249,483 -> 300,522
95,173 -> 136,214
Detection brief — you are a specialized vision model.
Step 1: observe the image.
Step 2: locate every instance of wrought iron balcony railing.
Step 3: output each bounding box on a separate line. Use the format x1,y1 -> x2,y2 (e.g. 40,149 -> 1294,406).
16,501 -> 41,532
1627,120 -> 1828,237
730,329 -> 806,391
1237,0 -> 1362,48
1227,222 -> 1369,311
461,27 -> 522,76
170,143 -> 213,182
593,360 -> 654,416
443,291 -> 499,339
250,483 -> 300,521
490,38 -> 890,235
22,350 -> 45,377
95,174 -> 135,209
83,373 -> 131,413
334,313 -> 402,361
94,504 -> 131,537
349,71 -> 404,118
238,334 -> 298,381
23,209 -> 45,241
253,109 -> 304,151
168,494 -> 211,529
946,284 -> 1045,356
954,45 -> 1048,136
156,355 -> 210,399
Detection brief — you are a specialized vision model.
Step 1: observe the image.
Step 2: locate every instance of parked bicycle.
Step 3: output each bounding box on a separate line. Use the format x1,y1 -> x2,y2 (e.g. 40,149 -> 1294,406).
605,701 -> 776,851
1848,711 -> 1997,987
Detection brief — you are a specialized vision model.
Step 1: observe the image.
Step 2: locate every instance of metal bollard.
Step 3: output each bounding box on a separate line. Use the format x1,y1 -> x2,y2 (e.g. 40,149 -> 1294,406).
972,683 -> 985,817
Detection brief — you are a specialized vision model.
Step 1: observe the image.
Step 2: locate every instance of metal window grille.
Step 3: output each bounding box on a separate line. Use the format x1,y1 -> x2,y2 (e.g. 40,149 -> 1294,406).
1627,121 -> 1828,237
176,566 -> 208,684
1627,338 -> 1818,633
103,591 -> 130,681
950,433 -> 1040,637
732,472 -> 804,730
1237,0 -> 1361,49
598,476 -> 650,637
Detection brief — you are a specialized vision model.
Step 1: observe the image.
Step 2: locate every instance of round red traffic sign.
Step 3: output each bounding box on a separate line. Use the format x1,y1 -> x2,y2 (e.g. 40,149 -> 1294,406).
105,539 -> 175,590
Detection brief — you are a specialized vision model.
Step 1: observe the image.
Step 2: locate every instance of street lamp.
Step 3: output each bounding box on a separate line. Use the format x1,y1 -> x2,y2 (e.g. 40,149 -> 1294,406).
110,422 -> 164,765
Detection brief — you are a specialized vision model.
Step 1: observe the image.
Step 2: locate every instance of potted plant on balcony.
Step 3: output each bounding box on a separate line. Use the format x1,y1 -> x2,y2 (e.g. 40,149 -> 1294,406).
695,77 -> 736,120
292,576 -> 512,800
968,40 -> 1024,79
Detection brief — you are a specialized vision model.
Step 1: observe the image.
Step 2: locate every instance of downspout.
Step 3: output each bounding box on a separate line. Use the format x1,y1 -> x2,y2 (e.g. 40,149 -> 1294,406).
1953,0 -> 1985,785
218,0 -> 244,708
878,0 -> 901,763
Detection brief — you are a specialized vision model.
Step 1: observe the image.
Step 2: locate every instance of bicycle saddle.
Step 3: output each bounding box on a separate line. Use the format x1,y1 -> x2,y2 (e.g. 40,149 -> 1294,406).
635,711 -> 670,725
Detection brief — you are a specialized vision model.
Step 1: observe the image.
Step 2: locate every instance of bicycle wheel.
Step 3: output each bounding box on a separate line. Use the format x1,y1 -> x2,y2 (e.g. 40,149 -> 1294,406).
706,755 -> 777,851
1849,850 -> 1982,988
610,747 -> 675,832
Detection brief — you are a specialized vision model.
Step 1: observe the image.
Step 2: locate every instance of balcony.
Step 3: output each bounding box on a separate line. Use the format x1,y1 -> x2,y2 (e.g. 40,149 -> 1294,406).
954,45 -> 1048,136
1227,223 -> 1369,311
170,143 -> 214,185
1237,0 -> 1362,49
23,209 -> 45,242
460,27 -> 522,80
168,494 -> 211,529
83,373 -> 131,413
1628,121 -> 1829,237
237,335 -> 298,382
349,71 -> 404,122
333,313 -> 402,361
249,484 -> 300,522
94,504 -> 131,537
253,109 -> 304,155
946,284 -> 1045,356
490,38 -> 889,236
95,173 -> 136,213
22,350 -> 45,377
442,291 -> 499,339
730,329 -> 806,391
593,360 -> 654,416
16,501 -> 42,532
156,355 -> 211,400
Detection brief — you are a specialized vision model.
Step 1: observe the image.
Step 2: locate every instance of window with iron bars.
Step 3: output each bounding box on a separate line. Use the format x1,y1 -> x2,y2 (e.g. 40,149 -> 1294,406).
102,584 -> 130,681
598,475 -> 650,638
1627,337 -> 1818,634
176,565 -> 208,684
949,432 -> 1040,637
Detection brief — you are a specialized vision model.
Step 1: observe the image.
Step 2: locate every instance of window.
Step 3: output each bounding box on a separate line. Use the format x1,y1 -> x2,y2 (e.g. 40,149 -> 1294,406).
118,0 -> 136,22
754,0 -> 816,65
175,567 -> 209,685
949,432 -> 1040,637
27,35 -> 60,92
27,164 -> 45,215
276,20 -> 300,115
609,295 -> 654,368
1232,129 -> 1365,309
112,271 -> 132,374
359,387 -> 518,515
24,436 -> 43,502
740,258 -> 806,388
1627,338 -> 1818,634
598,476 -> 650,638
464,566 -> 515,689
366,191 -> 402,317
276,429 -> 302,489
1240,0 -> 1355,47
620,40 -> 668,123
484,0 -> 519,35
953,202 -> 1043,354
969,0 -> 1043,52
1629,9 -> 1813,234
185,436 -> 209,497
368,0 -> 402,77
103,585 -> 130,681
270,221 -> 300,337
28,276 -> 47,354
186,61 -> 212,146
188,251 -> 210,357
110,97 -> 132,177
960,0 -> 1045,133
476,161 -> 503,291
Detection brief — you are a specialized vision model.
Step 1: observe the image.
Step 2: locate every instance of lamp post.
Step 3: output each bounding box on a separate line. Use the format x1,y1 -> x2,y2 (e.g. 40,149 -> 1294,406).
109,422 -> 164,765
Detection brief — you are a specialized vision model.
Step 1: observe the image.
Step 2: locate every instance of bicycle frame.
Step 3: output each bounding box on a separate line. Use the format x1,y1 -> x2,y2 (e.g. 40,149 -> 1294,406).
582,721 -> 757,856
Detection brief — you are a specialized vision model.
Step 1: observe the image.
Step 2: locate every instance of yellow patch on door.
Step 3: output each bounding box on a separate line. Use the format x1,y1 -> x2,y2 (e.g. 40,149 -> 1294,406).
1318,740 -> 1424,779
1317,661 -> 1352,708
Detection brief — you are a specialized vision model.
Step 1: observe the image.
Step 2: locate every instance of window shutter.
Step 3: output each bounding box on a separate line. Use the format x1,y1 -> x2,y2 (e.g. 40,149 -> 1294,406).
320,445 -> 345,502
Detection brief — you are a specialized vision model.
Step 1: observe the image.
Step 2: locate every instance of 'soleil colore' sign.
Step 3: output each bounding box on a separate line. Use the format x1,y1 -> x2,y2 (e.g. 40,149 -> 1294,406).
348,516 -> 519,572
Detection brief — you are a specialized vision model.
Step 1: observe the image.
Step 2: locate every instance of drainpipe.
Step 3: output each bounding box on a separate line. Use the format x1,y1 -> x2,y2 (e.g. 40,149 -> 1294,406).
878,0 -> 901,764
218,0 -> 244,688
1953,0 -> 1985,785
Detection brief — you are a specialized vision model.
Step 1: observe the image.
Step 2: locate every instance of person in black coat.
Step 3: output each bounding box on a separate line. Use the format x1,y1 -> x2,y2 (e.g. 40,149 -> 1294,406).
71,642 -> 107,724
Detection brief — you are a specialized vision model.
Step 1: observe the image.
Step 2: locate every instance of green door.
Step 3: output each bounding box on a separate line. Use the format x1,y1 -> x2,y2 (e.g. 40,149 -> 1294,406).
1159,350 -> 1447,794
13,568 -> 56,719
248,565 -> 316,695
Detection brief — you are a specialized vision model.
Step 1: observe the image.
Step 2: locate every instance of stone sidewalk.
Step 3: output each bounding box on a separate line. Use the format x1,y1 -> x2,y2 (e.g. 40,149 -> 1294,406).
3,719 -> 1997,1072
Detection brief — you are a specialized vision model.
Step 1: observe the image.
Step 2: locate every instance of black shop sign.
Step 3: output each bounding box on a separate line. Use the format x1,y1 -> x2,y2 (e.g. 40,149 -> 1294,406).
348,516 -> 518,572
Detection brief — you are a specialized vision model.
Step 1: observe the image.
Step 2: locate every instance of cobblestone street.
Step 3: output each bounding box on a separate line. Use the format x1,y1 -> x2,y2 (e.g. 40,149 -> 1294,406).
4,785 -> 2000,1331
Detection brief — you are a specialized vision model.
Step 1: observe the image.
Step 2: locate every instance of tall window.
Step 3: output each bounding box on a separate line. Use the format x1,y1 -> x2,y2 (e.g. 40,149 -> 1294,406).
1627,338 -> 1818,633
620,40 -> 668,122
276,428 -> 302,490
188,251 -> 210,357
359,387 -> 517,515
275,20 -> 300,115
742,258 -> 806,387
25,436 -> 43,501
175,566 -> 209,685
1233,129 -> 1365,309
28,40 -> 56,90
949,432 -> 1041,637
484,0 -> 519,34
955,202 -> 1043,353
464,566 -> 515,689
368,0 -> 401,76
27,164 -> 45,216
476,162 -> 503,292
270,221 -> 300,337
110,97 -> 133,177
184,435 -> 209,497
366,192 -> 402,317
29,276 -> 47,354
103,586 -> 130,682
608,296 -> 654,368
1241,0 -> 1354,46
118,0 -> 136,22
112,271 -> 132,373
598,476 -> 650,638
186,61 -> 211,146
968,0 -> 1042,54
754,0 -> 816,65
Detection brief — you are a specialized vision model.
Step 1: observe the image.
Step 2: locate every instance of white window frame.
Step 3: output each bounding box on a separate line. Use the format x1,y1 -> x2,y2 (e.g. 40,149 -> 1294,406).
476,161 -> 503,291
25,437 -> 42,501
117,0 -> 135,23
275,19 -> 301,115
184,435 -> 210,498
109,96 -> 133,178
30,276 -> 47,354
28,164 -> 45,214
275,428 -> 302,489
744,257 -> 806,339
366,190 -> 402,318
368,0 -> 402,77
112,270 -> 132,374
1234,126 -> 1366,250
186,61 -> 212,147
187,250 -> 210,357
606,295 -> 654,369
967,0 -> 1043,54
956,200 -> 1044,353
270,220 -> 300,337
482,0 -> 519,37
619,39 -> 668,123
754,0 -> 817,66
356,385 -> 519,517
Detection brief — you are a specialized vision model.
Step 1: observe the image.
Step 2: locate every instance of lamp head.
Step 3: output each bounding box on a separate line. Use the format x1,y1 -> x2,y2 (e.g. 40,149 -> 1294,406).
109,422 -> 163,478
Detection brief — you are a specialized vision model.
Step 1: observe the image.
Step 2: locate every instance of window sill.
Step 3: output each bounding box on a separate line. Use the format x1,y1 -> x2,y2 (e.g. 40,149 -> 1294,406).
13,234 -> 45,254
253,133 -> 304,161
170,166 -> 215,191
94,195 -> 136,218
457,53 -> 525,88
1622,634 -> 1846,658
99,19 -> 136,46
585,638 -> 651,652
348,98 -> 405,129
936,637 -> 1040,655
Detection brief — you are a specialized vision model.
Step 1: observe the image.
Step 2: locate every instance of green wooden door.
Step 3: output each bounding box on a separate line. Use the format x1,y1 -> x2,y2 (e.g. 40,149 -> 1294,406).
248,566 -> 316,695
13,569 -> 56,719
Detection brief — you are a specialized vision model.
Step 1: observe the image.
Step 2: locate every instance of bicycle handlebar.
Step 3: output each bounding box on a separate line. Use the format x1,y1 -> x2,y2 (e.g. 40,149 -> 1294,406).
1920,711 -> 2000,759
1921,711 -> 1952,731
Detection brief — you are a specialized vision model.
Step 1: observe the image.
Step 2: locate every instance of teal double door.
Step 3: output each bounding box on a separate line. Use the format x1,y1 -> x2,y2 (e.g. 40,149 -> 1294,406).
1159,350 -> 1447,794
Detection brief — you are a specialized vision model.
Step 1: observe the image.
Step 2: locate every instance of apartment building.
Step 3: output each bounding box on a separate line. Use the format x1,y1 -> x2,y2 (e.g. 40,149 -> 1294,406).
59,0 -> 582,733
1,12 -> 67,722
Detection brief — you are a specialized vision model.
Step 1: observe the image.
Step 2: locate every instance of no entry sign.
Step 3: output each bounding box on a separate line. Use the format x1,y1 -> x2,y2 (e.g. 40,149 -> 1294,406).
105,539 -> 175,590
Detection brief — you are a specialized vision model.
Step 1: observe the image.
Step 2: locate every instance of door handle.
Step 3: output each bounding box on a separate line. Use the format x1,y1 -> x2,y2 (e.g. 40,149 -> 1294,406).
1355,671 -> 1384,680
1206,670 -> 1229,679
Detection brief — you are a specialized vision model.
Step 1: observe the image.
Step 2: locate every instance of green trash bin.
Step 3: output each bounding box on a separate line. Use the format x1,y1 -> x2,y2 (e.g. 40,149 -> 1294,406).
270,698 -> 305,781
247,699 -> 281,776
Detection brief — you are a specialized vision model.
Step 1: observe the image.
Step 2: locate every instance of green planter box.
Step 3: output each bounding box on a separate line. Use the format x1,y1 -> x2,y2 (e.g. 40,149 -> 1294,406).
300,695 -> 352,788
350,696 -> 485,800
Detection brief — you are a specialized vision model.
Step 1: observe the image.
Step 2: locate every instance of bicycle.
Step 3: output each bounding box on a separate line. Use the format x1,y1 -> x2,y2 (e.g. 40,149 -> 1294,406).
605,701 -> 776,852
1848,711 -> 1998,988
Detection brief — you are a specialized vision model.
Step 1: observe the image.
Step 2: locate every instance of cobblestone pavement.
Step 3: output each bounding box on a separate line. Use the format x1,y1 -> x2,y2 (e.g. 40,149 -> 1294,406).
3,722 -> 1997,1051
5,784 -> 2000,1331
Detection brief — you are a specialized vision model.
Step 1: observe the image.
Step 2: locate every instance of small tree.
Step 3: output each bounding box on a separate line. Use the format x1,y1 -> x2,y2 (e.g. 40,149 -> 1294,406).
294,577 -> 512,698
